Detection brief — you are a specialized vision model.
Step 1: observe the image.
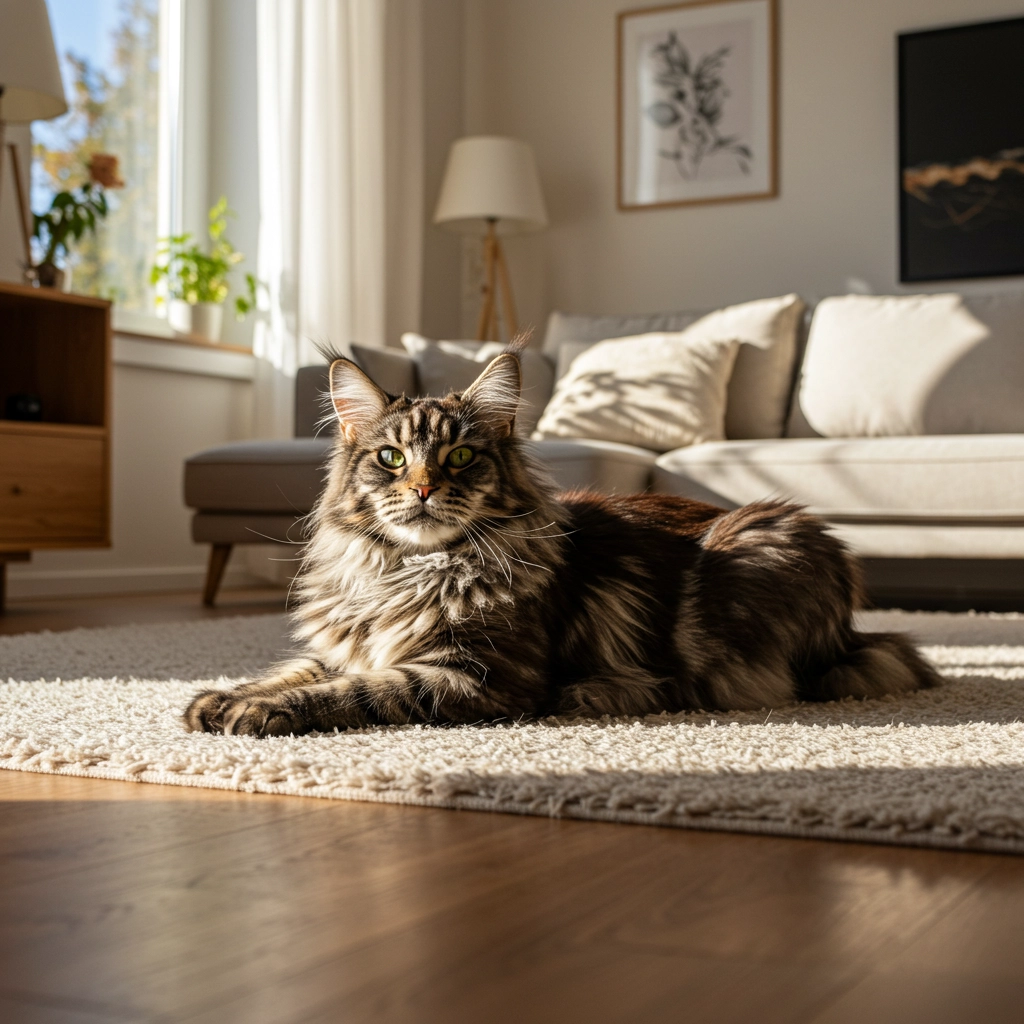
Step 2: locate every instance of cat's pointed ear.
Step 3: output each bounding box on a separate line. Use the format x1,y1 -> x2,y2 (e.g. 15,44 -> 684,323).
329,358 -> 388,441
462,353 -> 521,437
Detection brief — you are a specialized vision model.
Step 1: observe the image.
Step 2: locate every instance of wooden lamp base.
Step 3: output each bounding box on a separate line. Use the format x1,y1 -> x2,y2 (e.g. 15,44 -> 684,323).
475,219 -> 519,343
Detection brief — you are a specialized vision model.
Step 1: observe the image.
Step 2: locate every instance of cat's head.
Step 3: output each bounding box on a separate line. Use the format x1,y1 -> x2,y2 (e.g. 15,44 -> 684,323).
323,352 -> 534,549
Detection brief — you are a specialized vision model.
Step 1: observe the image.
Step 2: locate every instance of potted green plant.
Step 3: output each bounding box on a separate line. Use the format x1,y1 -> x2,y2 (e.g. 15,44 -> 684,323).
149,197 -> 260,342
31,181 -> 110,290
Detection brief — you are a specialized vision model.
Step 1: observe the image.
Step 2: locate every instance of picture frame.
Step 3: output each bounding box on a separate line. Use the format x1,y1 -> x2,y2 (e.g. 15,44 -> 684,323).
898,16 -> 1024,283
617,0 -> 778,211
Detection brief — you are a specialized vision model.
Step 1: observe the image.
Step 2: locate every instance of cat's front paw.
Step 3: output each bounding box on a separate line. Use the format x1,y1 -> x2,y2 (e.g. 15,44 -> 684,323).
183,689 -> 305,736
183,688 -> 233,733
219,693 -> 309,738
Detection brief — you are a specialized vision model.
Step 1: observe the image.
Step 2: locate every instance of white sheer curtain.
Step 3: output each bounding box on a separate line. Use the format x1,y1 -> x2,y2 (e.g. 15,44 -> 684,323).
252,0 -> 423,439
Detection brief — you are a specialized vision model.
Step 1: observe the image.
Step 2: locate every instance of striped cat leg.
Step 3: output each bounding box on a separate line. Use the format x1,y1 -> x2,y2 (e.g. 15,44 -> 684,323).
217,663 -> 514,737
183,658 -> 329,733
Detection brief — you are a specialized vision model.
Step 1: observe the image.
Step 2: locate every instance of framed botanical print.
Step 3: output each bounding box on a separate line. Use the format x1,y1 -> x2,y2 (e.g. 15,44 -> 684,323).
899,16 -> 1024,282
617,0 -> 778,210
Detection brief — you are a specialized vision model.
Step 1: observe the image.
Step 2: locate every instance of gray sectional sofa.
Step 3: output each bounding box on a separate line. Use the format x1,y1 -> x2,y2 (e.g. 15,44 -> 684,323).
184,290 -> 1024,606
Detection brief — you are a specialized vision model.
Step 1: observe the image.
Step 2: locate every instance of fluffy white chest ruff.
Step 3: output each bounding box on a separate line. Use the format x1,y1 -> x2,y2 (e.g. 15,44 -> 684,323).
293,530 -> 509,672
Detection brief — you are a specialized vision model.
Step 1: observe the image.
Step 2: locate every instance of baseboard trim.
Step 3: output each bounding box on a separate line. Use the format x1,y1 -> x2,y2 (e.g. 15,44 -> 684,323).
5,564 -> 269,600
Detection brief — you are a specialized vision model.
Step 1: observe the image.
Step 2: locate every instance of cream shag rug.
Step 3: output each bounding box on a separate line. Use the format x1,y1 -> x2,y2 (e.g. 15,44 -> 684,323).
2,613 -> 1024,854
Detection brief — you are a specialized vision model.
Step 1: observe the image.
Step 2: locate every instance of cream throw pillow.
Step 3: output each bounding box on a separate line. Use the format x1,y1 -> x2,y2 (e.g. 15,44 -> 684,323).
678,294 -> 805,440
543,294 -> 805,439
792,293 -> 1024,437
531,331 -> 740,452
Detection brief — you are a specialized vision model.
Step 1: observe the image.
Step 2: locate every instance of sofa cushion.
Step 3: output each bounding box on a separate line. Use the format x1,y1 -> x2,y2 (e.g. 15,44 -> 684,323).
184,438 -> 333,513
542,294 -> 805,440
295,348 -> 418,438
532,331 -> 740,453
352,344 -> 419,397
788,291 -> 1024,437
543,309 -> 702,356
652,435 -> 1024,521
400,334 -> 555,435
529,438 -> 656,494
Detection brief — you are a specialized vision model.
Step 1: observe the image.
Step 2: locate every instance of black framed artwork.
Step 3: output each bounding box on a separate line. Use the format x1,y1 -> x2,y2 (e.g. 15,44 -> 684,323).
898,16 -> 1024,282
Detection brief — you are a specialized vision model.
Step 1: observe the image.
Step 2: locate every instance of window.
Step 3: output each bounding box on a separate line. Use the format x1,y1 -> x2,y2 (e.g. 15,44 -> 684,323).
32,0 -> 174,311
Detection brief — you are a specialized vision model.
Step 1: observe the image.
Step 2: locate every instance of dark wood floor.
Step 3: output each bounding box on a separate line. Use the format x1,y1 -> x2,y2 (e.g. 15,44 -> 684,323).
1,590 -> 1023,1024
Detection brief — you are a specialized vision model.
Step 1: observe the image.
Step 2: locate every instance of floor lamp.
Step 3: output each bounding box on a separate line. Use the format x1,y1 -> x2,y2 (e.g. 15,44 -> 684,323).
0,0 -> 68,267
434,136 -> 548,343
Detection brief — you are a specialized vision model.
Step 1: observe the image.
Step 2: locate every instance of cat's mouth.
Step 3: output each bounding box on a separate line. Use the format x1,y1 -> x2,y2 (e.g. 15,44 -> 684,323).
393,503 -> 460,531
385,511 -> 463,548
400,505 -> 438,523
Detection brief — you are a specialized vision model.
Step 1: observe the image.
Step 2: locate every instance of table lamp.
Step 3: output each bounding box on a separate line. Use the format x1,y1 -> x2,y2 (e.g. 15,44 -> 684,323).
434,136 -> 547,342
0,0 -> 68,264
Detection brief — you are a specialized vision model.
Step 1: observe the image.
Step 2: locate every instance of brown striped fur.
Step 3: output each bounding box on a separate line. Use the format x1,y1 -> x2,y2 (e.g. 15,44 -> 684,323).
184,350 -> 937,736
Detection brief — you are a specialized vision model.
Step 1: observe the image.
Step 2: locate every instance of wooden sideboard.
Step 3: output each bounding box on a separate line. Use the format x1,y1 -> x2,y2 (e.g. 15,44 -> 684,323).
0,282 -> 112,608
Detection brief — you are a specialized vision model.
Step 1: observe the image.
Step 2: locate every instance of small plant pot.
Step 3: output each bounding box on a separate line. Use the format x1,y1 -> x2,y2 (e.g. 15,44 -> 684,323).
33,263 -> 66,290
168,300 -> 224,342
190,302 -> 223,342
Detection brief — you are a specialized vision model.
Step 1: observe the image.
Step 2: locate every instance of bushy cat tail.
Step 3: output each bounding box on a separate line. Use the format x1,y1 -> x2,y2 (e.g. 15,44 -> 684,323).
814,631 -> 940,701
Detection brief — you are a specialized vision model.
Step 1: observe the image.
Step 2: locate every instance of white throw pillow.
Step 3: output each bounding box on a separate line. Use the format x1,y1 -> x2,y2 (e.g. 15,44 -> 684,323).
792,293 -> 1024,437
543,294 -> 805,439
531,331 -> 740,453
400,334 -> 555,436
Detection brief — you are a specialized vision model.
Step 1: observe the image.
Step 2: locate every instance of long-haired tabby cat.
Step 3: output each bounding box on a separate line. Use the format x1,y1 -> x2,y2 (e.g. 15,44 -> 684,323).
185,348 -> 937,737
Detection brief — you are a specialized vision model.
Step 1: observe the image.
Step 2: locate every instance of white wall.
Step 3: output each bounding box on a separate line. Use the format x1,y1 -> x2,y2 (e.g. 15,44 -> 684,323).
421,0 -> 467,341
462,0 -> 1024,334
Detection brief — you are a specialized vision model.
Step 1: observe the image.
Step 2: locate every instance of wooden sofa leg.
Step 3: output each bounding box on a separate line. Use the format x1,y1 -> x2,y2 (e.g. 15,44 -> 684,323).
202,544 -> 233,606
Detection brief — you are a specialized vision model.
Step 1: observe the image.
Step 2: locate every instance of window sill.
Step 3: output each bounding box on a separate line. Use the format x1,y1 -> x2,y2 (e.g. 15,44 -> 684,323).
113,330 -> 255,381
111,308 -> 253,355
115,324 -> 253,356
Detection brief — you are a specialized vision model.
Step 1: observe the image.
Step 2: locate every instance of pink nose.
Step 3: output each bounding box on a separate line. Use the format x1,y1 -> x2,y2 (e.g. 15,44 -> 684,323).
413,485 -> 438,502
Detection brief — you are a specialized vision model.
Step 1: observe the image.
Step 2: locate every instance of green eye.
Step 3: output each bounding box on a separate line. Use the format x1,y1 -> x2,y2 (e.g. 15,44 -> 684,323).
447,446 -> 474,468
378,448 -> 405,469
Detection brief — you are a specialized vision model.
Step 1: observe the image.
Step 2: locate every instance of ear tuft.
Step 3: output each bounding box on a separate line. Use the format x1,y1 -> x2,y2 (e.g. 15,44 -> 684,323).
329,358 -> 388,441
462,353 -> 521,437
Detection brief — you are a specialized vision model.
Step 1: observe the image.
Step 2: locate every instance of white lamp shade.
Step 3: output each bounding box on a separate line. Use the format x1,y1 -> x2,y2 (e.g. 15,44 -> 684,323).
434,136 -> 547,235
0,0 -> 67,123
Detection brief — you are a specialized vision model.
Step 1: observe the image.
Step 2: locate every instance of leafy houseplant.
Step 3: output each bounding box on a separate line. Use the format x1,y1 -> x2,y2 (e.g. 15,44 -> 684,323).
149,197 -> 260,342
31,182 -> 110,289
